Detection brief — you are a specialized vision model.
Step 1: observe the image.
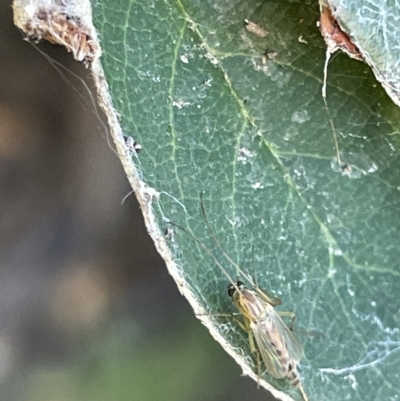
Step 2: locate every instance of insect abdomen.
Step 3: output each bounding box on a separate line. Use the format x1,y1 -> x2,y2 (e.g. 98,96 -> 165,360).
286,364 -> 300,387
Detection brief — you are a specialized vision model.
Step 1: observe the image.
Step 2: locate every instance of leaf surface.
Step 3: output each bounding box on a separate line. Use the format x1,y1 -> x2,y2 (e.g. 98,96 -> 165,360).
92,1 -> 400,400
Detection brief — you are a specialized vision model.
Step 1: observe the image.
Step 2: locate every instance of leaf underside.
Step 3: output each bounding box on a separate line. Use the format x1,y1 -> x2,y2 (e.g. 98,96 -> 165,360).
92,1 -> 400,400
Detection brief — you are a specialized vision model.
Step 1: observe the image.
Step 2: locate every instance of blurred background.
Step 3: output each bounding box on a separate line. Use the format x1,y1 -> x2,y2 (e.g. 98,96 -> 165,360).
0,2 -> 275,400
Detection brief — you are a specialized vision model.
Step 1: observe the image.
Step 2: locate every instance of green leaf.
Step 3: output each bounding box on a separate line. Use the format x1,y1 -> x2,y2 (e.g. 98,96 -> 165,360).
91,1 -> 400,400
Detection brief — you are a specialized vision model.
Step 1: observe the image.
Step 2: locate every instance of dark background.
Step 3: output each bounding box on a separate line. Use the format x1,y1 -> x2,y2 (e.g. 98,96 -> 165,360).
0,2 -> 274,400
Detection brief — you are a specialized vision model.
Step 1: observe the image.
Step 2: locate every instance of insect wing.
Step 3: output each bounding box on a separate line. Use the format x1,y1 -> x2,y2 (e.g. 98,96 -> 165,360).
252,307 -> 302,379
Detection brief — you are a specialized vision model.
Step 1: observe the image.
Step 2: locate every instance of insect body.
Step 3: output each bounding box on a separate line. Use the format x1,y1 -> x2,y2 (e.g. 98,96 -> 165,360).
228,281 -> 308,401
167,193 -> 309,400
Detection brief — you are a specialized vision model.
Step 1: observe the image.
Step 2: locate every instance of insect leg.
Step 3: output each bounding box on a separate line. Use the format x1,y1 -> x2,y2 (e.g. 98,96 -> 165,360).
256,288 -> 282,307
245,325 -> 263,388
197,311 -> 251,333
278,310 -> 296,331
208,311 -> 263,386
299,383 -> 309,401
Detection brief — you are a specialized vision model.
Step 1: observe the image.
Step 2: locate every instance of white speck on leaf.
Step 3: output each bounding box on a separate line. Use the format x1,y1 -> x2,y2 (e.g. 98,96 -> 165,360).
204,51 -> 219,65
344,374 -> 358,389
237,147 -> 256,164
291,110 -> 310,123
298,35 -> 308,44
251,182 -> 263,189
172,99 -> 190,109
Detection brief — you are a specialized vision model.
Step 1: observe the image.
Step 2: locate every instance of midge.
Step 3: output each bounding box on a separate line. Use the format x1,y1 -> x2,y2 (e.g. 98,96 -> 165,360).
227,280 -> 309,401
167,193 -> 309,401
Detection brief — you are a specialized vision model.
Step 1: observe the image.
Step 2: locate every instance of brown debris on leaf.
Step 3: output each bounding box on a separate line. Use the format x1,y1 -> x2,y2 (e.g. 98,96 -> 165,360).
317,2 -> 363,98
13,0 -> 100,64
244,19 -> 268,38
318,3 -> 362,61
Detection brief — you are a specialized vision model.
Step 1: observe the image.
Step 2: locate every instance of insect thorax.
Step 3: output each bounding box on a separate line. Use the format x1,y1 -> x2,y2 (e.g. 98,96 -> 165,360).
235,288 -> 273,323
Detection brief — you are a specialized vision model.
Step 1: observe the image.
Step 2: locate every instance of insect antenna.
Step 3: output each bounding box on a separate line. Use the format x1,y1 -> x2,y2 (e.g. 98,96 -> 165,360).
166,219 -> 240,294
199,192 -> 254,285
250,245 -> 258,287
200,193 -> 283,306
